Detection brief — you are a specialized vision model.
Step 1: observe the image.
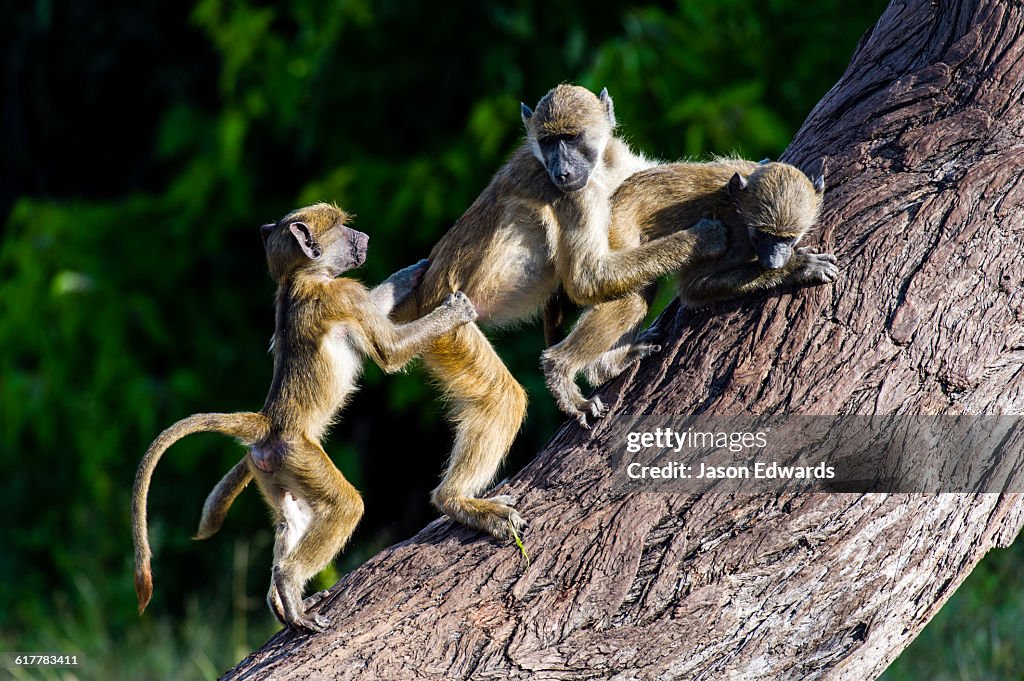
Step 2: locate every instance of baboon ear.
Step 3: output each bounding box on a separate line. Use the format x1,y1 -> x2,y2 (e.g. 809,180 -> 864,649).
520,102 -> 534,127
812,175 -> 826,194
728,172 -> 749,198
288,222 -> 322,259
260,223 -> 275,244
599,87 -> 616,127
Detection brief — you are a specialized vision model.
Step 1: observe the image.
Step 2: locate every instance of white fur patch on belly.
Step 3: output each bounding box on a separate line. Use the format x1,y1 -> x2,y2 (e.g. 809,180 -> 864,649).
280,491 -> 313,555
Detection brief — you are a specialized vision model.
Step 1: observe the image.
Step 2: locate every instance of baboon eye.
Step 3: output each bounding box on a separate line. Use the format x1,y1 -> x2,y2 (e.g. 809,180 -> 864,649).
540,133 -> 580,145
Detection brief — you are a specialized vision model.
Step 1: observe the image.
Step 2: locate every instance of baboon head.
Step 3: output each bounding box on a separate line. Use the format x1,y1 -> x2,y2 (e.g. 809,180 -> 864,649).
521,84 -> 616,193
262,203 -> 368,280
729,163 -> 825,269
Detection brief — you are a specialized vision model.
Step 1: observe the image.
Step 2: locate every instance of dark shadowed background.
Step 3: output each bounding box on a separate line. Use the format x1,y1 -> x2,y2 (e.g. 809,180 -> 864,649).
2,1 -> 1020,679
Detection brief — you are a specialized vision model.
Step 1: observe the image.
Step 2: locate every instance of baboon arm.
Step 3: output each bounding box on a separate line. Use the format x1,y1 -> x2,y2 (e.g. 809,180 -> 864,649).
678,262 -> 778,303
351,295 -> 468,373
678,247 -> 838,304
563,227 -> 721,306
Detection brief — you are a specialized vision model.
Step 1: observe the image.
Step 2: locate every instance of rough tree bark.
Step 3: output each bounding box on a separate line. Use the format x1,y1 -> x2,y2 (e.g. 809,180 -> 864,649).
225,1 -> 1024,679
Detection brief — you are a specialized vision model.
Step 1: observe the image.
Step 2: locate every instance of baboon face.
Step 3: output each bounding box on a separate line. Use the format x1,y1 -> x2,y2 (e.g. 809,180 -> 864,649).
263,203 -> 368,279
746,227 -> 800,270
535,131 -> 600,193
521,84 -> 616,193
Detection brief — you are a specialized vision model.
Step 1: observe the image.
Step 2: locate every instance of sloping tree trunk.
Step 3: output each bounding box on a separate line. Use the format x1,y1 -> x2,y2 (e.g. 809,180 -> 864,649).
224,2 -> 1024,679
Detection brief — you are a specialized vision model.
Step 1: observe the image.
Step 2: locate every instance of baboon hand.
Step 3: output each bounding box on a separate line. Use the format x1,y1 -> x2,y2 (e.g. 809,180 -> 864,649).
442,291 -> 479,323
404,258 -> 431,288
791,248 -> 839,285
375,258 -> 432,310
691,217 -> 728,260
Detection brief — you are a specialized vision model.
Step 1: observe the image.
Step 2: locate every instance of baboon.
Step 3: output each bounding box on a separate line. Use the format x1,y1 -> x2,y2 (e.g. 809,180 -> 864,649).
393,85 -> 725,538
542,159 -> 837,426
132,203 -> 477,632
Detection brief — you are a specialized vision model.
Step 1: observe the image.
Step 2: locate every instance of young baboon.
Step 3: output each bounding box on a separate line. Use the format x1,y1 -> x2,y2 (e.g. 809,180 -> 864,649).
393,85 -> 724,539
132,203 -> 477,633
542,159 -> 837,426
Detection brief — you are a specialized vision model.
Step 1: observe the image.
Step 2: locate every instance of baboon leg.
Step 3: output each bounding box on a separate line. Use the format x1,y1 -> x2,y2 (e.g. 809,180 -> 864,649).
425,322 -> 528,541
542,292 -> 653,428
195,457 -> 252,540
260,441 -> 363,633
586,282 -> 661,385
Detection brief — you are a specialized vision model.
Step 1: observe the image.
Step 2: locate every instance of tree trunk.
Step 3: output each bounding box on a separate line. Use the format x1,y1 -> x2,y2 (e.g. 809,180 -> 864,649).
224,1 -> 1024,679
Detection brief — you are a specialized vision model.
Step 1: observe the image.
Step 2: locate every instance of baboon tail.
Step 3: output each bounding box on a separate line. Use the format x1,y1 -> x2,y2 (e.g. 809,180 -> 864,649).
194,456 -> 253,541
132,412 -> 269,615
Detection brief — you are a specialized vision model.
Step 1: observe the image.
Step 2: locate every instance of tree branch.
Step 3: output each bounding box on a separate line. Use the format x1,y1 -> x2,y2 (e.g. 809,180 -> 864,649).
225,1 -> 1024,678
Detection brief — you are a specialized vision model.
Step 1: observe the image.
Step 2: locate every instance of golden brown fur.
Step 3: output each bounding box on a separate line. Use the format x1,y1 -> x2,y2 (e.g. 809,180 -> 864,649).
542,160 -> 836,425
393,85 -> 726,538
132,203 -> 476,633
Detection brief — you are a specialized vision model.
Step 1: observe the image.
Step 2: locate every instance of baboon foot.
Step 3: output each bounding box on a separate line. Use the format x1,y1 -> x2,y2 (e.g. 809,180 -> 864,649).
434,493 -> 527,541
573,395 -> 607,429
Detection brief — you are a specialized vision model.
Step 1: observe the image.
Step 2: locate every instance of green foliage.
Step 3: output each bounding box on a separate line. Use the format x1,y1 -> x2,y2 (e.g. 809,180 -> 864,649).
880,544 -> 1024,680
9,2 -> 1014,680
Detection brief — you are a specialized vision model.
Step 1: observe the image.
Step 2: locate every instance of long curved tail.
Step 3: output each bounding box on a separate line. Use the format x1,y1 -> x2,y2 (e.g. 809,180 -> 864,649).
132,411 -> 269,614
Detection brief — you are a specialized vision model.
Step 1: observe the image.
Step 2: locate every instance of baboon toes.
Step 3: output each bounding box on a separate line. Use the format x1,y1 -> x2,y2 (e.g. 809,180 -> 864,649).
436,495 -> 529,542
301,589 -> 331,610
575,396 -> 607,429
290,611 -> 331,634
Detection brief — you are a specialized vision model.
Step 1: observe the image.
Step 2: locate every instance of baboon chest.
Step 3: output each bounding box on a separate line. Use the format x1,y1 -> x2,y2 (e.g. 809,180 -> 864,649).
320,326 -> 360,406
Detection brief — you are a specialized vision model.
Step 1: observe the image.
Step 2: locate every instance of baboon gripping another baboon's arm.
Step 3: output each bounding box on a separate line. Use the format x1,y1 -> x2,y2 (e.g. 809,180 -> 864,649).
393,85 -> 726,540
542,159 -> 838,426
132,203 -> 477,633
